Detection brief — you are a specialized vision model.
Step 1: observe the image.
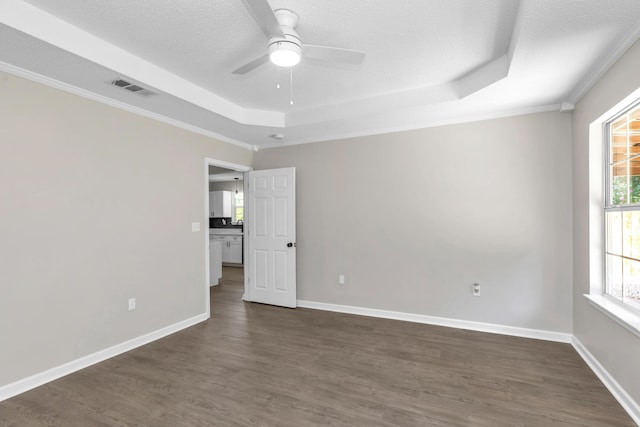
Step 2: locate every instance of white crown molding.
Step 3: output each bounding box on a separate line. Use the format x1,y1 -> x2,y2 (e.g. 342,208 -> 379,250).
259,103 -> 563,150
0,60 -> 255,151
572,337 -> 640,426
296,300 -> 572,343
0,313 -> 209,402
567,24 -> 640,105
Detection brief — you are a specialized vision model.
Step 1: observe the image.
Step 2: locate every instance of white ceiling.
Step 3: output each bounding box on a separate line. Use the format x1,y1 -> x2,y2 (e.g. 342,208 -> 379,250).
1,0 -> 640,150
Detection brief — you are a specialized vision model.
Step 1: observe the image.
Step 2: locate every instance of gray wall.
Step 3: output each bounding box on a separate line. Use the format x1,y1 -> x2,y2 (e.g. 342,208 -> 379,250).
572,39 -> 640,403
0,71 -> 252,386
254,111 -> 573,333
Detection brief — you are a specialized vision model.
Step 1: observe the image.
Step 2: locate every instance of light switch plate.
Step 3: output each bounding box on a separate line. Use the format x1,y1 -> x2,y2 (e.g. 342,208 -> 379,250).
191,222 -> 201,232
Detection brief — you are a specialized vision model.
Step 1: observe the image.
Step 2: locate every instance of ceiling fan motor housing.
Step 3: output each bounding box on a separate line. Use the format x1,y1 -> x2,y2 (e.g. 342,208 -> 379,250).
268,32 -> 302,57
268,10 -> 302,67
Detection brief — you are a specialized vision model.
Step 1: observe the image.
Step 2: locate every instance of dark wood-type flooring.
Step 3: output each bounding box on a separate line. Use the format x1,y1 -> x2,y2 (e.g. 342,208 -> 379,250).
0,267 -> 635,426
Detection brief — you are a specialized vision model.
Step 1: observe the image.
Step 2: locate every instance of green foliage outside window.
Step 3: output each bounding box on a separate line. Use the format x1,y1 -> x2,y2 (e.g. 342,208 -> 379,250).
611,175 -> 640,205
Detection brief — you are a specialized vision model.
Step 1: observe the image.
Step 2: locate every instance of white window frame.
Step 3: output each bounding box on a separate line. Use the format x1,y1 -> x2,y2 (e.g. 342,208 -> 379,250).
586,86 -> 640,337
604,101 -> 640,307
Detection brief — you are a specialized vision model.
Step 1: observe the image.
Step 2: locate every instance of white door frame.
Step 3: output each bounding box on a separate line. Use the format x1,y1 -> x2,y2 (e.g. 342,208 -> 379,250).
204,157 -> 252,317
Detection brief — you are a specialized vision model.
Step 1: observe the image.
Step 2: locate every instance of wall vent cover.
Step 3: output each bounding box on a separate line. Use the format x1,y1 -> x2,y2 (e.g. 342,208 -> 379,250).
110,79 -> 156,96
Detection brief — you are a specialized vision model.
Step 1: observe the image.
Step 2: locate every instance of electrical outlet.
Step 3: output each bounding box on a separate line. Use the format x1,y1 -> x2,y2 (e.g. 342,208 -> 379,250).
191,222 -> 201,232
338,275 -> 345,285
128,298 -> 136,311
472,283 -> 481,297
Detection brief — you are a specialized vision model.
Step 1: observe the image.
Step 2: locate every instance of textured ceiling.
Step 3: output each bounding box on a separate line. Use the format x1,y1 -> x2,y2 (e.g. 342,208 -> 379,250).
1,0 -> 640,149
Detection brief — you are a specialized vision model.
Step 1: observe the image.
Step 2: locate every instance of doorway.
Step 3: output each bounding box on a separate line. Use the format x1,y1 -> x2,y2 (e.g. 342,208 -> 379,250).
204,158 -> 251,317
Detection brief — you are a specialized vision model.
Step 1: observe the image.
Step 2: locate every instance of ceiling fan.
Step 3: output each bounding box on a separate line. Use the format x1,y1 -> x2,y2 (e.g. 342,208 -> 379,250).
233,0 -> 366,75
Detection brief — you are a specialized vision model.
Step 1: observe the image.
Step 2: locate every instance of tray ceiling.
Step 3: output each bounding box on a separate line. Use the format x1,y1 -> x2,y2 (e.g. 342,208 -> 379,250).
1,0 -> 640,149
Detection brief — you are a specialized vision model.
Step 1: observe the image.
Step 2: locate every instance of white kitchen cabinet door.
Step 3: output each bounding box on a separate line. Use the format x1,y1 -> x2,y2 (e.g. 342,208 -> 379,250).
220,235 -> 243,264
209,191 -> 232,217
228,238 -> 243,264
209,239 -> 222,286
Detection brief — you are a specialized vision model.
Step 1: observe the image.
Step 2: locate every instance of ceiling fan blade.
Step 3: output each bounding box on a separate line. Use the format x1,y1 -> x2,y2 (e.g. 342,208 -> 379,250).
242,0 -> 284,38
232,54 -> 270,75
303,45 -> 366,65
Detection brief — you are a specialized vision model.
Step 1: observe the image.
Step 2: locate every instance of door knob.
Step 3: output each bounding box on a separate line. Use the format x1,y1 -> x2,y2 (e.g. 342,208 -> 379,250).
287,242 -> 293,248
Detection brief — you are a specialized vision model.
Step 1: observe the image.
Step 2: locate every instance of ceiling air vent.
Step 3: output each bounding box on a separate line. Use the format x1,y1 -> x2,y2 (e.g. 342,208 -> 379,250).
110,78 -> 156,96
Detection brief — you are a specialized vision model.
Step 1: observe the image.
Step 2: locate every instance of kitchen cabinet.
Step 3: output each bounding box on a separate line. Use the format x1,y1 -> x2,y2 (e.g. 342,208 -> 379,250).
213,235 -> 243,264
209,238 -> 222,286
226,236 -> 243,264
209,191 -> 232,218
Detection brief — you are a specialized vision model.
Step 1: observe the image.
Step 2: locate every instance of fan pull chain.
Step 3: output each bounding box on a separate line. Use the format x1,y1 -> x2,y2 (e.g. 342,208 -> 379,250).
276,66 -> 280,89
289,68 -> 293,105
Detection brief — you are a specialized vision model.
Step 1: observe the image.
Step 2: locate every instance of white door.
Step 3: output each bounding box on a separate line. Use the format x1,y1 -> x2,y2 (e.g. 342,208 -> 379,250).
246,167 -> 296,308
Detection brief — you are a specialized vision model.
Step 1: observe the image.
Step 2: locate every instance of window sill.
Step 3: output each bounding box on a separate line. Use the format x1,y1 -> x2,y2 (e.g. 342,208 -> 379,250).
584,294 -> 640,338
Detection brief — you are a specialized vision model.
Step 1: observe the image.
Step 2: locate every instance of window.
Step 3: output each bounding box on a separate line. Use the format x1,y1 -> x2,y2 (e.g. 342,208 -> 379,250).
605,100 -> 640,312
235,194 -> 244,222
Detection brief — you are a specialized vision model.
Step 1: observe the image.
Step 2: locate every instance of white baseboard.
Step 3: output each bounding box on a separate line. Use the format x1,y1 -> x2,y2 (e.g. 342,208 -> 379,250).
296,300 -> 572,343
572,337 -> 640,426
0,312 -> 209,402
4,302 -> 638,426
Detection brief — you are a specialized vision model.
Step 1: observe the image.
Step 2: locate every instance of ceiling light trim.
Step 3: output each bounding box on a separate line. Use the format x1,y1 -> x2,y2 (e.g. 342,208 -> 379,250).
268,40 -> 302,67
0,0 -> 285,128
0,59 -> 255,151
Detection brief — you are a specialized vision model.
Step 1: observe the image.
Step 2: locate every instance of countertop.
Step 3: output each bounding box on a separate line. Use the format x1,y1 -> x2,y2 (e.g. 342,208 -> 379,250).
210,228 -> 243,235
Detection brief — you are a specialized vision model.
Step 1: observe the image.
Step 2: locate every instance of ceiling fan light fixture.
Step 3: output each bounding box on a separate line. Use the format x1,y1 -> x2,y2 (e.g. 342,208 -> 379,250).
269,41 -> 301,67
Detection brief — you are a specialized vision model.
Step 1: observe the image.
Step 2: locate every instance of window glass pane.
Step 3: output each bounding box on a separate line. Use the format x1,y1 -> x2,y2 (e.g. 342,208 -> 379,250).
623,210 -> 640,260
606,211 -> 622,256
234,194 -> 243,222
623,258 -> 640,310
610,103 -> 640,205
606,254 -> 623,301
610,176 -> 640,205
625,280 -> 640,311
